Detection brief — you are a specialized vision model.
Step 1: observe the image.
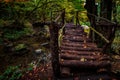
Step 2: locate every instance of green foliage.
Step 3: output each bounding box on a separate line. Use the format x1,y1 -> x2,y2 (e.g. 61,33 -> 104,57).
3,27 -> 33,40
116,6 -> 120,23
0,65 -> 34,80
0,66 -> 22,80
112,30 -> 120,54
69,0 -> 85,11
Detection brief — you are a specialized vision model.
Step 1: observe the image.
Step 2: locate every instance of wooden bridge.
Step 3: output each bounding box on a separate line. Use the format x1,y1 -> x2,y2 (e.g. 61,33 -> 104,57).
33,9 -> 118,80
58,23 -> 111,80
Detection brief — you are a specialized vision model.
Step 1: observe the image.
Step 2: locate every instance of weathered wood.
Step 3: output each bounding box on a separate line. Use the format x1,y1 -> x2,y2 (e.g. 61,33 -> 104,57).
63,38 -> 92,43
65,32 -> 84,36
61,50 -> 101,55
61,42 -> 97,48
49,22 -> 60,78
65,29 -> 84,32
61,41 -> 95,45
60,60 -> 111,69
60,54 -> 110,61
60,46 -> 102,51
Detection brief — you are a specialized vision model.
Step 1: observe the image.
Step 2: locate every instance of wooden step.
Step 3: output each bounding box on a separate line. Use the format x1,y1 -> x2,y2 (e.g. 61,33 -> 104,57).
60,46 -> 102,51
64,32 -> 84,36
61,42 -> 97,48
60,54 -> 110,61
63,35 -> 87,38
65,28 -> 84,32
61,50 -> 101,55
65,31 -> 87,35
62,39 -> 92,43
61,41 -> 97,45
63,34 -> 91,40
60,60 -> 111,69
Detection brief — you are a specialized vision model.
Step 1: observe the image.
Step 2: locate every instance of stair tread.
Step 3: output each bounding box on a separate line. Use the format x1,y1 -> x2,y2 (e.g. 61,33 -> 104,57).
60,53 -> 110,61
60,46 -> 102,51
60,60 -> 111,69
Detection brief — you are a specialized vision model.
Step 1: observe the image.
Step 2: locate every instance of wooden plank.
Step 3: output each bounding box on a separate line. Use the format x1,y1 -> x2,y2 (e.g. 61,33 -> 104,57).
60,60 -> 111,69
61,42 -> 97,48
60,54 -> 110,61
60,46 -> 102,51
60,50 -> 101,55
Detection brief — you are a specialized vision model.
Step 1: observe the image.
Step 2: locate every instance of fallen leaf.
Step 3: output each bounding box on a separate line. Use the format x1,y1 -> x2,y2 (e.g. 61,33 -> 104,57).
80,58 -> 85,62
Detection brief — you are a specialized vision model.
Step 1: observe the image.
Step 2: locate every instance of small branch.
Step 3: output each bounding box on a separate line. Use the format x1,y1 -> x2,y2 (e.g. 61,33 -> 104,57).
87,12 -> 116,24
89,26 -> 110,43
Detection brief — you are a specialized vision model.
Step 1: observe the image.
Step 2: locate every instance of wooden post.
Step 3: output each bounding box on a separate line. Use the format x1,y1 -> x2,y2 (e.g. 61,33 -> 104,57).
76,11 -> 79,27
61,9 -> 65,25
49,22 -> 60,79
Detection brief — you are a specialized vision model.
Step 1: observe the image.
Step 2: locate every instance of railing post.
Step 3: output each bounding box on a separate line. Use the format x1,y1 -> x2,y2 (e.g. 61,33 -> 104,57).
61,9 -> 65,25
49,22 -> 60,79
76,11 -> 80,27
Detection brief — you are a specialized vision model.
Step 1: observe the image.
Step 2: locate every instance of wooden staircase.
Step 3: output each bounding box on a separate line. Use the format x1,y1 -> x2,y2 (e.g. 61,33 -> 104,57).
58,23 -> 112,80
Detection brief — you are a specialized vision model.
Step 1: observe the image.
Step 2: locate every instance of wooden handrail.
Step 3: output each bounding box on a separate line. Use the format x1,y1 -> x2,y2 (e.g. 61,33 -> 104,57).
89,26 -> 110,43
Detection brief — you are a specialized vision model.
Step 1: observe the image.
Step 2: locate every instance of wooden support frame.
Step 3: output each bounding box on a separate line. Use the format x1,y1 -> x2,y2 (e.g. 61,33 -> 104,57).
49,22 -> 60,79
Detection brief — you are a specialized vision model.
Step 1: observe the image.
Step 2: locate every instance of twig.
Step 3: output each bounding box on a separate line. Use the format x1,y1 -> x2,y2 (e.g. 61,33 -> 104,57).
89,26 -> 110,43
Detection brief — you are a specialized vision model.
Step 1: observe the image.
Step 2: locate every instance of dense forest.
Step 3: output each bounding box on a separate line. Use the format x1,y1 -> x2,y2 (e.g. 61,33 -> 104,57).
0,0 -> 120,80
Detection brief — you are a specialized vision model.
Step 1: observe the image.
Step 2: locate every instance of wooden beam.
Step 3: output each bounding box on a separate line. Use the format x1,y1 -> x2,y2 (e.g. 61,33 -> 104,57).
60,60 -> 111,69
49,22 -> 60,78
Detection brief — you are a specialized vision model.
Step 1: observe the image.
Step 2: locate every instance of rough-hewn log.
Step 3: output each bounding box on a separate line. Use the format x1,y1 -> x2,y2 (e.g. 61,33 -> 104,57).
49,22 -> 60,78
63,38 -> 91,43
60,54 -> 110,61
61,42 -> 97,48
60,60 -> 111,69
62,40 -> 94,45
60,46 -> 102,51
61,50 -> 101,55
65,29 -> 84,32
64,32 -> 84,36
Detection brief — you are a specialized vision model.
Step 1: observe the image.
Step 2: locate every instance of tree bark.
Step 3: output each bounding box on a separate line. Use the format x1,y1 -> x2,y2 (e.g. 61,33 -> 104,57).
84,0 -> 97,42
49,22 -> 60,78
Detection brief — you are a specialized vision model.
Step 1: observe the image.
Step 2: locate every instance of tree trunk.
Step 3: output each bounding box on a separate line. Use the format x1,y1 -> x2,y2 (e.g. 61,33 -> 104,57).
96,0 -> 116,53
84,0 -> 97,42
100,0 -> 112,20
